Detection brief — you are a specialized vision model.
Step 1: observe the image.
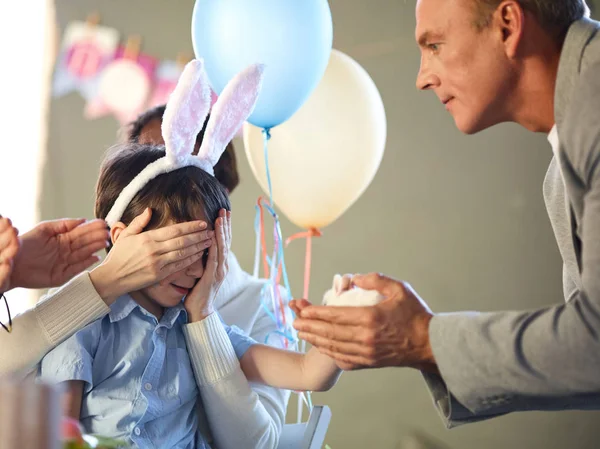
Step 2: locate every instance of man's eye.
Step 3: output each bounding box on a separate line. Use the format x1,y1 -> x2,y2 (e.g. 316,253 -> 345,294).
428,43 -> 440,52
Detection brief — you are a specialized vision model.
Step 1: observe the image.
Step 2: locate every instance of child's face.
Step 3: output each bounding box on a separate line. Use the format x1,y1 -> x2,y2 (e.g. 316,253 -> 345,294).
114,217 -> 210,317
139,256 -> 206,309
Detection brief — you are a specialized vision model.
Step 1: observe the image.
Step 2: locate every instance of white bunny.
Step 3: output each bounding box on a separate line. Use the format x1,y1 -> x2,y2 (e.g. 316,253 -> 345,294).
322,273 -> 386,307
105,59 -> 264,227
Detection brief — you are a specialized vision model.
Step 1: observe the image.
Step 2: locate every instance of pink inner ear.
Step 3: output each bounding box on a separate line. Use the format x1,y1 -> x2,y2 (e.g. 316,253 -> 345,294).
162,59 -> 211,161
198,64 -> 265,166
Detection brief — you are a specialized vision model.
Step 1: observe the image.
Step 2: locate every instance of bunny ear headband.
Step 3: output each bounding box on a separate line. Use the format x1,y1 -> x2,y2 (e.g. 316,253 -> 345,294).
105,59 -> 265,227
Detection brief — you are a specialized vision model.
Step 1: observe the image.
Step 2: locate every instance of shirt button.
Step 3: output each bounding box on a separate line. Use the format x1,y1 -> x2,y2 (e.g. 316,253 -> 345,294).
144,382 -> 152,391
134,427 -> 141,436
156,327 -> 164,335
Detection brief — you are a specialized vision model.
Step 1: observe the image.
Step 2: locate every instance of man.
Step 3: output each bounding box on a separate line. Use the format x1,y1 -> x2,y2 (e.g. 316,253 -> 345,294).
125,107 -> 291,448
291,0 -> 600,428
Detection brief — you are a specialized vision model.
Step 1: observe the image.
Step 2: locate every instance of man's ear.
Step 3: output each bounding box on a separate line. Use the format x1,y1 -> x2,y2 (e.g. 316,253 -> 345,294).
496,0 -> 525,59
110,222 -> 127,245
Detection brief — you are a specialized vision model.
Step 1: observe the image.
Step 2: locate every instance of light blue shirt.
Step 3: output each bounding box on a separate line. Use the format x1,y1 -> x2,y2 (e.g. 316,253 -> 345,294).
39,295 -> 255,449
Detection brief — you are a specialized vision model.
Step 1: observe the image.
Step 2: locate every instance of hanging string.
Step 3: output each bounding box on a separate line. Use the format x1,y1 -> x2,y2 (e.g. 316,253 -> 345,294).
262,128 -> 274,204
285,227 -> 321,422
250,126 -> 317,423
286,228 -> 322,300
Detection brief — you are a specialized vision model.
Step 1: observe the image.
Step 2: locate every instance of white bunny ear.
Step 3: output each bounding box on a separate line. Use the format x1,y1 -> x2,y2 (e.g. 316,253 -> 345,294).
197,64 -> 265,167
162,59 -> 212,163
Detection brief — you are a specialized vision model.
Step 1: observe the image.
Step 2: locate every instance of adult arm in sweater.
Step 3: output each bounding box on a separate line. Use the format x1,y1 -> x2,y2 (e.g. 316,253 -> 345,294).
0,273 -> 109,378
184,313 -> 283,449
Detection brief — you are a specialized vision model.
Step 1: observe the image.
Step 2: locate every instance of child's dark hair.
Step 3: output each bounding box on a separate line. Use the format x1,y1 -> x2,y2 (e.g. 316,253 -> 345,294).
127,105 -> 240,193
95,142 -> 230,250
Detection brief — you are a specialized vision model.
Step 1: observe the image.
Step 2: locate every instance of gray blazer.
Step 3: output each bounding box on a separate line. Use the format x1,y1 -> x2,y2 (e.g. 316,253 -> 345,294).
424,17 -> 600,428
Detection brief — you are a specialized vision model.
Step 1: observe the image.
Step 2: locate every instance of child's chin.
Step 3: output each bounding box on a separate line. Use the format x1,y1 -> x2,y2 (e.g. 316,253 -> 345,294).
158,290 -> 186,306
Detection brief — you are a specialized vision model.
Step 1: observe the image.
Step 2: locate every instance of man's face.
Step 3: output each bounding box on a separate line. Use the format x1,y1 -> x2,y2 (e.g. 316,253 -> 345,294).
415,0 -> 515,134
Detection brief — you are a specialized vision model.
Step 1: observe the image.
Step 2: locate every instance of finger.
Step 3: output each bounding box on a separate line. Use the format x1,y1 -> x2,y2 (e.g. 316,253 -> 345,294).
67,239 -> 109,263
293,318 -> 363,343
147,219 -> 208,242
289,303 -> 300,316
0,225 -> 18,252
156,230 -> 214,255
216,216 -> 227,271
298,332 -> 372,361
290,299 -> 312,310
351,273 -> 401,297
62,255 -> 101,281
298,331 -> 373,357
162,239 -> 212,265
1,237 -> 20,261
226,210 -> 232,247
162,251 -> 204,278
119,208 -> 152,237
68,227 -> 110,251
337,274 -> 354,295
316,347 -> 365,370
44,218 -> 88,234
0,217 -> 13,233
297,304 -> 377,326
202,237 -> 219,272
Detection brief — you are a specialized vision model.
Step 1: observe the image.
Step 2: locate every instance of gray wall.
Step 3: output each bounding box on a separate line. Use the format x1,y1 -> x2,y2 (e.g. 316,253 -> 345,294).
45,1 -> 600,448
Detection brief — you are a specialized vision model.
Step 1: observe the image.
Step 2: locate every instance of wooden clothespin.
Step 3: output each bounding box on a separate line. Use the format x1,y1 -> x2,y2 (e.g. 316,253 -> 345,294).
124,34 -> 142,60
176,52 -> 192,68
85,11 -> 101,28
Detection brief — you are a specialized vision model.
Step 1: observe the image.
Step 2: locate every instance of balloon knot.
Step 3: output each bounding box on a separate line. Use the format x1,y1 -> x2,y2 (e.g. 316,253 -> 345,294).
262,127 -> 272,140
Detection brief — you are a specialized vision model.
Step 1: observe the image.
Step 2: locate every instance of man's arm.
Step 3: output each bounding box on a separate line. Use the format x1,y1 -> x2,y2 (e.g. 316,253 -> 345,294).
423,62 -> 600,427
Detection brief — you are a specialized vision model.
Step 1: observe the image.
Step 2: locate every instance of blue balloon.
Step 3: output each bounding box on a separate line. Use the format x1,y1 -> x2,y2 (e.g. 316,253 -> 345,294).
191,0 -> 333,129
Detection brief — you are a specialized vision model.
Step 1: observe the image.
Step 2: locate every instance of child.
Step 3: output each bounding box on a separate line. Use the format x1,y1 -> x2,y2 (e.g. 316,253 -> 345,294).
38,60 -> 342,448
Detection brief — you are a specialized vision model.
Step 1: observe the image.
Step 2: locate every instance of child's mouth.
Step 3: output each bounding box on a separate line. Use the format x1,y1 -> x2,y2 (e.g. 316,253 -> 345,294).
170,283 -> 191,295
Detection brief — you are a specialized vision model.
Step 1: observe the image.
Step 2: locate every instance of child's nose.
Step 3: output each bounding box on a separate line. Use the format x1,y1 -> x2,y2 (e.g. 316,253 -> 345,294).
185,258 -> 205,277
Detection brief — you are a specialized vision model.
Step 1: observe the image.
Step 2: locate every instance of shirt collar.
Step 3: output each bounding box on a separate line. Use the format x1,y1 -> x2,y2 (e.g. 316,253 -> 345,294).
108,295 -> 140,323
548,124 -> 559,156
109,294 -> 187,328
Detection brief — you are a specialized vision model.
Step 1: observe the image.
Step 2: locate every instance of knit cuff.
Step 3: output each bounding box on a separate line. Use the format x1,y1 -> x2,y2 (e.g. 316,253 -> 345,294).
183,312 -> 238,386
35,272 -> 109,346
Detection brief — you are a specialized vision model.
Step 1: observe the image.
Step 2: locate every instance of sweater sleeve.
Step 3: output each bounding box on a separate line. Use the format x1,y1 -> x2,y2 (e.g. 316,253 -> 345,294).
0,272 -> 109,378
183,313 -> 281,449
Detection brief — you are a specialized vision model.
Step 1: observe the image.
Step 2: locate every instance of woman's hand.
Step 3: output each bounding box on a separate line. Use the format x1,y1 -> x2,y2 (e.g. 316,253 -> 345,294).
90,208 -> 214,305
9,218 -> 109,290
0,216 -> 20,293
184,209 -> 231,322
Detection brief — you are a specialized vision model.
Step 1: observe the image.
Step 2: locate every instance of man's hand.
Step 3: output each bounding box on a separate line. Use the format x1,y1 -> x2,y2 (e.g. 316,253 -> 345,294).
10,218 -> 109,290
290,273 -> 439,373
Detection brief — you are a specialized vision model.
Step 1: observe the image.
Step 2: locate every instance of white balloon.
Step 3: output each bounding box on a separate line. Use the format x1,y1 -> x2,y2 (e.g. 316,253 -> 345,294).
243,49 -> 386,230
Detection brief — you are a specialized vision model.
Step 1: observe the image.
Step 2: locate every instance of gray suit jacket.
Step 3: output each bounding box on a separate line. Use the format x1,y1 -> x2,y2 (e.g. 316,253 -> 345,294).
424,17 -> 600,428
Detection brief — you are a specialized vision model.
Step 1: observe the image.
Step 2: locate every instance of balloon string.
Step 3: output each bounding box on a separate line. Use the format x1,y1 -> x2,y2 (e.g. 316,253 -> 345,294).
257,197 -> 269,277
286,228 -> 322,300
262,128 -> 273,206
253,206 -> 261,278
252,127 -> 311,420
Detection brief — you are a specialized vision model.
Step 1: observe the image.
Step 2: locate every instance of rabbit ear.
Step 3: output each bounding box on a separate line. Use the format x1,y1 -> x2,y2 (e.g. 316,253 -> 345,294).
162,59 -> 212,163
197,63 -> 265,166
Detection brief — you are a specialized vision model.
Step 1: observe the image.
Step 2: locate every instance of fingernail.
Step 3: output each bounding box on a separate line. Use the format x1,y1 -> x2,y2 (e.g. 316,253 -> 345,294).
105,240 -> 110,247
199,221 -> 207,229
